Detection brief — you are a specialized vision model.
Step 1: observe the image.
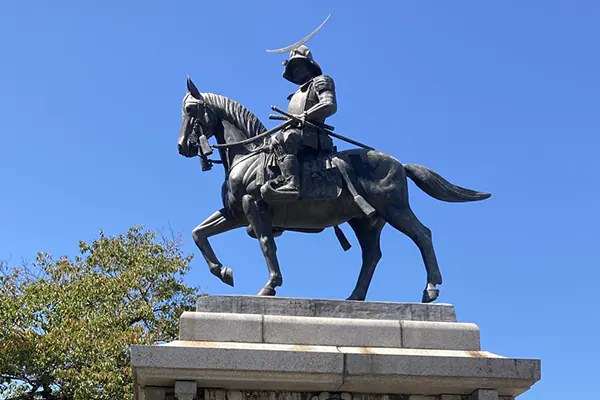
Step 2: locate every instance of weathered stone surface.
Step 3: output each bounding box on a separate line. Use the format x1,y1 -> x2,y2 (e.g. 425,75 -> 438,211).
339,347 -> 540,396
204,391 -> 415,400
175,380 -> 197,400
470,390 -> 498,400
133,297 -> 539,399
140,387 -> 167,400
206,389 -> 226,400
196,296 -> 456,322
263,315 -> 401,347
179,310 -> 482,350
131,341 -> 539,397
195,391 -> 513,400
179,312 -> 263,342
132,341 -> 344,391
401,321 -> 480,351
204,389 -> 227,400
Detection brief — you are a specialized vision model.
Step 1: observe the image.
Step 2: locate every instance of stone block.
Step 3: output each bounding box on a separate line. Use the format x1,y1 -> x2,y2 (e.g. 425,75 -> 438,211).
141,387 -> 167,400
263,315 -> 401,347
133,297 -> 540,399
225,390 -> 243,400
206,389 -> 226,400
340,347 -> 540,396
439,395 -> 463,400
175,380 -> 197,400
401,321 -> 480,350
179,312 -> 262,342
132,340 -> 539,397
196,296 -> 456,322
470,390 -> 498,400
131,341 -> 344,391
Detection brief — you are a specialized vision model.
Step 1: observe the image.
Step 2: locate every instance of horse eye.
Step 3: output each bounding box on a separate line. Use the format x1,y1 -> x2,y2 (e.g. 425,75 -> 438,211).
185,104 -> 196,114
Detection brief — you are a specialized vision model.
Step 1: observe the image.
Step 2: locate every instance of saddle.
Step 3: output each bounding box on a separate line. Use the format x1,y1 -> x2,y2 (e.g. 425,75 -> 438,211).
258,153 -> 342,204
254,150 -> 376,253
299,156 -> 342,200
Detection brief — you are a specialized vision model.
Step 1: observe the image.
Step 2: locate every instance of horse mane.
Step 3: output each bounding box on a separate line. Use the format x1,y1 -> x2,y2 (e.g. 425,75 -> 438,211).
201,93 -> 267,140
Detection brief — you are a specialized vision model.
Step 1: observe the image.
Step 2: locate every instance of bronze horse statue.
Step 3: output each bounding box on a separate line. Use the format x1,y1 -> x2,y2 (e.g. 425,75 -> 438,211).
178,78 -> 490,302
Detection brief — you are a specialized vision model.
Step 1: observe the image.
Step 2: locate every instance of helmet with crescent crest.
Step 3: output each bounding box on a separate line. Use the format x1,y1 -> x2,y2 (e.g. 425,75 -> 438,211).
267,15 -> 330,85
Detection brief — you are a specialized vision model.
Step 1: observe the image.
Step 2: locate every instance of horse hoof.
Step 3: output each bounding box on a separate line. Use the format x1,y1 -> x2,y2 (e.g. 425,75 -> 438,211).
346,293 -> 366,301
257,287 -> 276,296
422,287 -> 439,303
220,267 -> 234,287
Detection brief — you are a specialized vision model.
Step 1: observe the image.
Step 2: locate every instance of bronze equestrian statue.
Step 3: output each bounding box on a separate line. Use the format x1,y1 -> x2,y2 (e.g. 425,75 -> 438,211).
176,18 -> 490,302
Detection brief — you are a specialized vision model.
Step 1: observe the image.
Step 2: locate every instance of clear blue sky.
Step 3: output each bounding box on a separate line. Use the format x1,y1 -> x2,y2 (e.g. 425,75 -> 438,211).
1,1 -> 599,398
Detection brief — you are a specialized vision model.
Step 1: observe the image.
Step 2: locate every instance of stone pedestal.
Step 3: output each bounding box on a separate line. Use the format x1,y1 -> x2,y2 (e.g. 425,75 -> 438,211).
131,296 -> 540,400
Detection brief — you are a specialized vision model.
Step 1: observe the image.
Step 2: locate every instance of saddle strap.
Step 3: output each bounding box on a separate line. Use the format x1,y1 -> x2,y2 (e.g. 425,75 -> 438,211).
332,157 -> 376,217
256,152 -> 267,187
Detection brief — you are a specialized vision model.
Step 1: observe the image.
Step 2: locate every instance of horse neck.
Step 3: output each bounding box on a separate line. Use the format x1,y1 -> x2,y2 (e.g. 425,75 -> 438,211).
215,119 -> 257,174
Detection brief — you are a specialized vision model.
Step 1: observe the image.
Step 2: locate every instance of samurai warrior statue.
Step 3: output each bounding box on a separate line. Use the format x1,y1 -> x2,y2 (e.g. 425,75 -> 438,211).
271,45 -> 337,195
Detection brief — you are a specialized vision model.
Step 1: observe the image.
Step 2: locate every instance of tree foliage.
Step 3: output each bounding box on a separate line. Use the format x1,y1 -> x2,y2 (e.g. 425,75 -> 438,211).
0,226 -> 200,400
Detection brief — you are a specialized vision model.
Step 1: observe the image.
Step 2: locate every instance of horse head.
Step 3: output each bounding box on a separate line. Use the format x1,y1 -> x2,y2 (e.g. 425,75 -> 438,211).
178,77 -> 219,160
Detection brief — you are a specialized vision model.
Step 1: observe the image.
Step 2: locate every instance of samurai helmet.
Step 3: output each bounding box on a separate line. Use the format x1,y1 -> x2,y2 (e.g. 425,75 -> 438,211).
267,15 -> 330,84
282,45 -> 322,84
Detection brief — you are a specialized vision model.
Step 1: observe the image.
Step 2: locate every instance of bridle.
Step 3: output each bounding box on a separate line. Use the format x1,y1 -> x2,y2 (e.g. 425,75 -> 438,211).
186,101 -> 297,176
187,102 -> 223,171
187,100 -> 287,175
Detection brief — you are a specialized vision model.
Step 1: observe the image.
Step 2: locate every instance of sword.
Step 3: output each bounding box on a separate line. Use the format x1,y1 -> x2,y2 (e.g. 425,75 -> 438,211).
269,114 -> 336,131
270,106 -> 375,151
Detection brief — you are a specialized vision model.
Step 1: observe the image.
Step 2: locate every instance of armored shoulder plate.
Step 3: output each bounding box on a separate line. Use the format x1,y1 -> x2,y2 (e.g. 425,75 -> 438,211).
313,75 -> 335,94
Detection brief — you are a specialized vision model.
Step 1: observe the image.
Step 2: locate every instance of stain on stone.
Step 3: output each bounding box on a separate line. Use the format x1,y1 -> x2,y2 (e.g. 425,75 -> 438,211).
357,347 -> 375,354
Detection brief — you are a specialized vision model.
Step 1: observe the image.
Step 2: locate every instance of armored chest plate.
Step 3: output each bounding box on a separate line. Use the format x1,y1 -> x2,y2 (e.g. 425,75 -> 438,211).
287,80 -> 315,115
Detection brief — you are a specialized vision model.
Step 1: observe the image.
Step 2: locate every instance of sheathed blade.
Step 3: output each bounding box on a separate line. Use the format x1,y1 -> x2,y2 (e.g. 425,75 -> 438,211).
266,14 -> 331,53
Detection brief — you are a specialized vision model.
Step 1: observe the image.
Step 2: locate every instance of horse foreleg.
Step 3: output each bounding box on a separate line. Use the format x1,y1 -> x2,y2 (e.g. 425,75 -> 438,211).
192,208 -> 243,286
242,195 -> 282,296
347,216 -> 386,301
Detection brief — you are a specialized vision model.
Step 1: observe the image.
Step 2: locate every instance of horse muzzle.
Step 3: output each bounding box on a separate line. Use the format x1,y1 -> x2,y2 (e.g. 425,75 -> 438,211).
178,141 -> 196,158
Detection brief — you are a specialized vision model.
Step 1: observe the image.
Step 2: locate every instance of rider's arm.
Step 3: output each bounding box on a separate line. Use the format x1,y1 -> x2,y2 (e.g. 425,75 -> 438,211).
304,75 -> 337,121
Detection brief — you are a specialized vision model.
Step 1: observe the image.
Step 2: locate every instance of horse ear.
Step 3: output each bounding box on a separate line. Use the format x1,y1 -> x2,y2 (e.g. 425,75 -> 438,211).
187,76 -> 203,100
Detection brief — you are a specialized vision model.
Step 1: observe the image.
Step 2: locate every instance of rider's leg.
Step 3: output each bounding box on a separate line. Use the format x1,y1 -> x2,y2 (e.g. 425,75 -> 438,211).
274,129 -> 302,192
278,154 -> 300,191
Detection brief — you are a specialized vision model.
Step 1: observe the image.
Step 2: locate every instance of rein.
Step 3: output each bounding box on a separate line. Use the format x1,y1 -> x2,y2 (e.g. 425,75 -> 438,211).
191,116 -> 268,175
227,147 -> 268,175
211,119 -> 294,149
188,100 -> 292,173
203,119 -> 290,177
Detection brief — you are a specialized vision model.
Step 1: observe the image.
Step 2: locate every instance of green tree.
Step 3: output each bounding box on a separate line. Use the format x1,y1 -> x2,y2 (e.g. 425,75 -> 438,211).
0,226 -> 200,400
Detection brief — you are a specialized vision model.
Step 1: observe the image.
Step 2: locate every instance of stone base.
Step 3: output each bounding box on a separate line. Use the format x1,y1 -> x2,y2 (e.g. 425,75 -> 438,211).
131,296 -> 540,400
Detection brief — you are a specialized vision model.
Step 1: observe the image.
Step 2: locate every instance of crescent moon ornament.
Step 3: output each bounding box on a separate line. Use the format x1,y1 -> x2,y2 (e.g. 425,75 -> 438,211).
266,14 -> 331,54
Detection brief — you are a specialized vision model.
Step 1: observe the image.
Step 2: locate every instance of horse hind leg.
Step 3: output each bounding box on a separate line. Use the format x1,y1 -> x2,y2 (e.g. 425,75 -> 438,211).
381,204 -> 443,303
347,216 -> 386,301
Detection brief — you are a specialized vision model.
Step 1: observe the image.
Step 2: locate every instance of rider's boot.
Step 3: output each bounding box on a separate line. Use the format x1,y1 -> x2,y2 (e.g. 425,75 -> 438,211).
277,154 -> 300,194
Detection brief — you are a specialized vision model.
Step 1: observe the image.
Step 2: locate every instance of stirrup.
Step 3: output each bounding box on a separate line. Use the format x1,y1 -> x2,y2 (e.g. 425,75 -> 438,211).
260,181 -> 300,204
276,180 -> 300,193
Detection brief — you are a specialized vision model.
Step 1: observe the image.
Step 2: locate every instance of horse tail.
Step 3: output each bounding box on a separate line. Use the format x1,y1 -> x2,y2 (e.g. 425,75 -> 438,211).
403,164 -> 491,202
